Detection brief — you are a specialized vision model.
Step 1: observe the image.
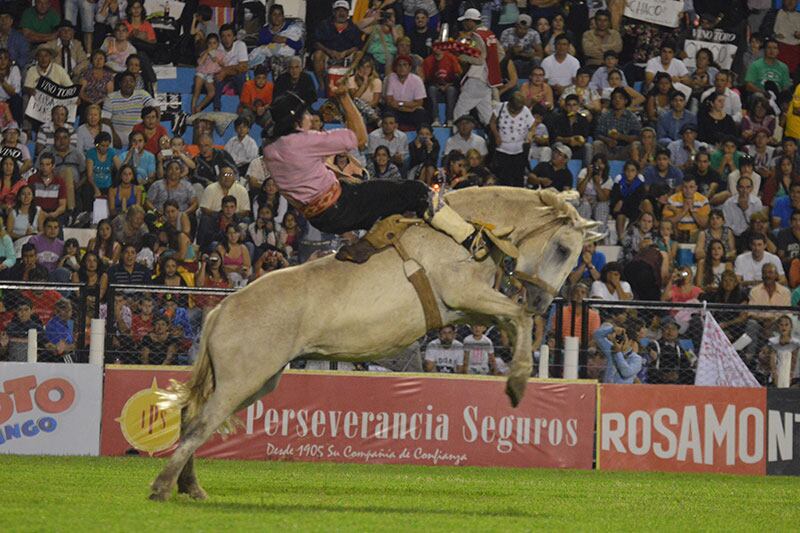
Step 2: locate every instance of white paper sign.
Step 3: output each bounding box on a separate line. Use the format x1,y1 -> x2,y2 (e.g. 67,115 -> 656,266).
624,0 -> 683,28
683,40 -> 738,69
0,363 -> 103,455
695,313 -> 760,388
24,76 -> 79,124
143,0 -> 185,19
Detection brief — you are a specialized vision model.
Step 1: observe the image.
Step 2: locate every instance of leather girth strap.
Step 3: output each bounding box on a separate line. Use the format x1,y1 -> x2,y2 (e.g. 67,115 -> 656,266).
390,234 -> 444,332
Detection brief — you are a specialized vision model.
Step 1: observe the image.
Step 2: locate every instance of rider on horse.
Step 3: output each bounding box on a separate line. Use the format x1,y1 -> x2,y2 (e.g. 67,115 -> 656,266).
263,85 -> 512,263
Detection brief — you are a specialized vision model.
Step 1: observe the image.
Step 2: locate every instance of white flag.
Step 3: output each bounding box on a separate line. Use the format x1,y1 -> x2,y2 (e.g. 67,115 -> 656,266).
695,312 -> 760,387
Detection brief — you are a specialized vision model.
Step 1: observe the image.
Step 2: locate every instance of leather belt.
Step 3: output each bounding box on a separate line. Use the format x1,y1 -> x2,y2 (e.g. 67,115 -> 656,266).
287,180 -> 342,220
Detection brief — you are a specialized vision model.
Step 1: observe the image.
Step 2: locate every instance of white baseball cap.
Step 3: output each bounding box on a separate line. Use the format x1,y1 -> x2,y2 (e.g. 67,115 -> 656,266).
333,0 -> 349,10
458,8 -> 482,22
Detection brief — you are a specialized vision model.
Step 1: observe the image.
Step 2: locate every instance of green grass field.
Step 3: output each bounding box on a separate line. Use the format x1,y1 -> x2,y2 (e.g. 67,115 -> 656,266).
2,456 -> 799,531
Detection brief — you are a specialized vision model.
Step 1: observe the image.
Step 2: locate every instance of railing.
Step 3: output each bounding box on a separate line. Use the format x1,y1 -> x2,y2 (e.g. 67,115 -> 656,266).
2,281 -> 797,387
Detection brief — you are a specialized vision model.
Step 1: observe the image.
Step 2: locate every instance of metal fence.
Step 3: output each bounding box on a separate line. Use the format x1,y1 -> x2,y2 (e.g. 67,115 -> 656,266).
2,281 -> 797,388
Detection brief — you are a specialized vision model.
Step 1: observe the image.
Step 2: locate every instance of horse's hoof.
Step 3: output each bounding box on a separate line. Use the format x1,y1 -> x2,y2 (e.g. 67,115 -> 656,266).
149,491 -> 170,502
505,379 -> 525,408
179,484 -> 208,500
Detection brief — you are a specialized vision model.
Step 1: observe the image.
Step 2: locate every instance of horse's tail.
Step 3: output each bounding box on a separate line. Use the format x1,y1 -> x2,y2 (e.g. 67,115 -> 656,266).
158,305 -> 241,434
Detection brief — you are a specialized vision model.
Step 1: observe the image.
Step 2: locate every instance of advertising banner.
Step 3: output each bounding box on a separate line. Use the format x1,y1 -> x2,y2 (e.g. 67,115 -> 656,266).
100,367 -> 596,469
624,0 -> 683,28
767,388 -> 800,476
0,363 -> 103,455
599,384 -> 766,475
24,76 -> 79,124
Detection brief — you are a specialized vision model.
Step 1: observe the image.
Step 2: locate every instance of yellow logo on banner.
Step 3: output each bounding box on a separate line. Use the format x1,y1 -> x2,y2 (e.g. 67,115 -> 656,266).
116,378 -> 180,455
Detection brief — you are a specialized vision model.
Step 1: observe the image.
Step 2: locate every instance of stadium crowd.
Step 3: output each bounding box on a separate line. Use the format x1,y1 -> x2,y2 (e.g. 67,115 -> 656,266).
0,0 -> 798,386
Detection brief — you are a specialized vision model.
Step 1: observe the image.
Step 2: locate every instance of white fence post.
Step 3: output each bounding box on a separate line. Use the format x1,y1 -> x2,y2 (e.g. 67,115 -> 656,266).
538,344 -> 549,379
26,328 -> 38,363
89,319 -> 106,366
564,336 -> 579,380
776,350 -> 792,388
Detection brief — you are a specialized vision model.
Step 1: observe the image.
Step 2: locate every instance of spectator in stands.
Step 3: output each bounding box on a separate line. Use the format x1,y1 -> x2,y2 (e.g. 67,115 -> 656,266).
6,185 -> 38,240
0,8 -> 30,68
424,325 -> 464,373
700,71 -> 743,125
107,242 -> 151,284
645,73 -> 674,125
103,70 -> 154,149
224,118 -> 259,177
367,112 -> 408,167
0,216 -> 14,271
609,160 -> 646,242
643,147 -> 683,188
460,324 -> 496,375
217,223 -> 251,287
528,142 -> 572,191
210,24 -> 249,111
197,195 -> 246,252
85,131 -> 120,200
773,182 -> 800,230
594,320 -> 642,384
540,34 -> 579,97
739,210 -> 778,256
47,127 -> 85,218
28,152 -> 67,227
156,137 -> 195,180
698,92 -> 738,147
444,115 -> 487,157
87,218 -> 121,268
361,8 -> 401,75
695,209 -> 737,262
408,124 -> 439,183
195,251 -> 230,312
407,9 -> 436,58
193,133 -> 237,188
422,46 -> 460,129
273,56 -> 317,107
28,216 -> 63,275
581,9 -> 621,68
101,23 -> 136,73
76,104 -> 110,154
560,67 -> 601,118
107,164 -> 142,218
576,154 -> 611,224
131,106 -> 167,156
648,317 -> 694,384
518,66 -> 554,110
5,297 -> 44,361
124,53 -> 154,95
0,48 -> 21,124
551,94 -> 591,165
590,51 -> 624,92
148,160 -> 198,220
37,104 -> 75,155
726,156 -> 762,201
777,210 -> 800,279
311,1 -> 363,88
489,92 -> 533,188
46,20 -> 88,81
593,88 -> 641,161
662,176 -> 709,241
721,175 -> 764,241
500,14 -> 541,79
191,32 -> 224,114
0,154 -> 24,214
239,65 -> 273,128
20,0 -> 60,45
43,298 -> 76,362
744,262 -> 791,360
384,55 -> 428,130
139,314 -> 178,365
667,124 -> 706,173
696,238 -> 733,292
736,233 -> 786,287
620,211 -> 656,263
73,250 -> 108,299
645,41 -> 690,89
249,3 -> 303,71
23,47 -> 72,114
2,124 -> 30,174
111,204 -> 148,249
200,165 -> 250,219
568,241 -> 606,285
365,145 -> 401,181
656,91 -> 696,146
742,98 -> 777,146
452,8 -> 498,127
120,130 -> 155,186
123,1 -> 156,56
591,261 -> 633,301
745,38 -> 792,99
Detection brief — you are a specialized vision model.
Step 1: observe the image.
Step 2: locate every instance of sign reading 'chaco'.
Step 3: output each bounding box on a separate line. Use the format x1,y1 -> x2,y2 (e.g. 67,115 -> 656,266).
100,368 -> 597,469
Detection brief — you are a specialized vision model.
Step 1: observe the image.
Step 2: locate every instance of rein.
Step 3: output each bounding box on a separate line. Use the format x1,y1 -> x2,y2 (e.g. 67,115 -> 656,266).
505,216 -> 571,299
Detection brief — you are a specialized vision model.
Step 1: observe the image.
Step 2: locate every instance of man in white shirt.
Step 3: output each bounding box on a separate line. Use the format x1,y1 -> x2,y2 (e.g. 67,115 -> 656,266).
452,8 -> 498,126
214,23 -> 248,111
200,165 -> 251,218
644,41 -> 691,99
735,233 -> 786,286
444,114 -> 487,156
460,324 -> 495,375
540,34 -> 580,96
700,71 -> 743,124
223,117 -> 259,175
424,326 -> 464,373
367,113 -> 408,166
23,46 -> 71,96
721,176 -> 765,237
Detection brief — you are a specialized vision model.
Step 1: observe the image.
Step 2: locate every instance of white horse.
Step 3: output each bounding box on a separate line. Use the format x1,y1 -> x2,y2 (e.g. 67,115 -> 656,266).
150,187 -> 602,501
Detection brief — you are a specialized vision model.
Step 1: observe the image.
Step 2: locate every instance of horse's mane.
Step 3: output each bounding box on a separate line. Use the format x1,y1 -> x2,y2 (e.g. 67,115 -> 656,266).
443,187 -> 585,233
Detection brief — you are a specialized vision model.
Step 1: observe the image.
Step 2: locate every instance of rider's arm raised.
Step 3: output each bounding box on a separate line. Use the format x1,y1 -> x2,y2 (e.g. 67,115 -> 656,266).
338,91 -> 368,150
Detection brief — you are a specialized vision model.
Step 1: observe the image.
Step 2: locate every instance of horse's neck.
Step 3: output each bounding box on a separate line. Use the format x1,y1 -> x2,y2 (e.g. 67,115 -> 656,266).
444,188 -> 555,240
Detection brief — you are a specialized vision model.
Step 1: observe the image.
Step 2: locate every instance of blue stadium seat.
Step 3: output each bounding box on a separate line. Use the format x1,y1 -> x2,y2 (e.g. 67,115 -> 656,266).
567,159 -> 583,187
432,126 -> 452,164
633,81 -> 643,93
609,159 -> 625,179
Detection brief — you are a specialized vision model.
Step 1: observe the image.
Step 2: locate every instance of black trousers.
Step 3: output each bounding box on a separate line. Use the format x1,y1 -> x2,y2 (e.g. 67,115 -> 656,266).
309,180 -> 429,235
491,151 -> 528,188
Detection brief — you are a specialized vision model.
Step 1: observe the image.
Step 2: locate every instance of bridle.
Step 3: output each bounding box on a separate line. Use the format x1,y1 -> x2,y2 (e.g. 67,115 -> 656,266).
506,217 -> 573,299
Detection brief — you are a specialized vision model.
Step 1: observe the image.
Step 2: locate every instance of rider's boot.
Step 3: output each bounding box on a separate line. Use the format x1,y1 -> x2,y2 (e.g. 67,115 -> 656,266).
427,204 -> 516,260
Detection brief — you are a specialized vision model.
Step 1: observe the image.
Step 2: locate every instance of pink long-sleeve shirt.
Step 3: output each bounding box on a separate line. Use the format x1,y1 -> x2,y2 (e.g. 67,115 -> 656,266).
263,128 -> 357,204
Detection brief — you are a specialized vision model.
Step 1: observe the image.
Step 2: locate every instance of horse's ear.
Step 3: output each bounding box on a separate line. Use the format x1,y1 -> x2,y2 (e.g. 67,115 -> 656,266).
584,231 -> 605,243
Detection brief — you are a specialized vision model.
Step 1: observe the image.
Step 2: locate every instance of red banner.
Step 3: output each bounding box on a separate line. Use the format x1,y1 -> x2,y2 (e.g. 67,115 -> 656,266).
599,384 -> 767,475
100,367 -> 596,469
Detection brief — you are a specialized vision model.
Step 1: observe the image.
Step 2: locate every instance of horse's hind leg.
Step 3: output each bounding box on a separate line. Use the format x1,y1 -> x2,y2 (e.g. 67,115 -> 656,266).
150,389 -> 241,501
171,372 -> 284,501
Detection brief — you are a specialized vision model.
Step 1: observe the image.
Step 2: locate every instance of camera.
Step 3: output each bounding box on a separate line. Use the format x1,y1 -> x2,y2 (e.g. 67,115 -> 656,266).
379,10 -> 391,23
614,332 -> 626,344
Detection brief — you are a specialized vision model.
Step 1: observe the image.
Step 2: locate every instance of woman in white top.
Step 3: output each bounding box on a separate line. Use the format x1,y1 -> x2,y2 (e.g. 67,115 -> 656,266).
576,153 -> 612,231
489,92 -> 534,188
6,185 -> 39,240
590,262 -> 633,301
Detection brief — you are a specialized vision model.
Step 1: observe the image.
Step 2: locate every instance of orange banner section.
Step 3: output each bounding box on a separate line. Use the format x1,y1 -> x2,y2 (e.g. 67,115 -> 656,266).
100,367 -> 596,469
599,384 -> 766,475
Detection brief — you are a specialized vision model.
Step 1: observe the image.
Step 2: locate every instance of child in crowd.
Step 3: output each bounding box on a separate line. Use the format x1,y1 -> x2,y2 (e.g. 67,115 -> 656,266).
240,65 -> 274,128
461,324 -> 496,375
191,33 -> 225,113
224,117 -> 259,176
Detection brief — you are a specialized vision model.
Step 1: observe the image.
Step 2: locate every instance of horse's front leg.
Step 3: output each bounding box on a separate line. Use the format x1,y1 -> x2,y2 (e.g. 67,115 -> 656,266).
505,313 -> 533,407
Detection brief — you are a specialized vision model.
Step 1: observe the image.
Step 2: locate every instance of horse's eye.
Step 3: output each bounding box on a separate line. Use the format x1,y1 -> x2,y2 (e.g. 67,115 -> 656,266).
556,244 -> 569,258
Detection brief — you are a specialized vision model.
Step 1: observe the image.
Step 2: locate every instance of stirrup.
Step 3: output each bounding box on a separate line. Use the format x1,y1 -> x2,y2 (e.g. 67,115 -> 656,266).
335,239 -> 377,264
463,232 -> 490,261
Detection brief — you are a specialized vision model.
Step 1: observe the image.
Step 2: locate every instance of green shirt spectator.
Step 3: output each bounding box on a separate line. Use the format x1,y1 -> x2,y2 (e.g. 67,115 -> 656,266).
20,0 -> 60,44
744,39 -> 791,93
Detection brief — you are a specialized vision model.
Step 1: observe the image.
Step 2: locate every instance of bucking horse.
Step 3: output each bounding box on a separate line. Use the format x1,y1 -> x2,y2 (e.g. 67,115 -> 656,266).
150,186 -> 603,501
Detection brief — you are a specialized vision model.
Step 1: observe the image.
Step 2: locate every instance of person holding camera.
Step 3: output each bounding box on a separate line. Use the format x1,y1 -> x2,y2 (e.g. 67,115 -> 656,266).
593,321 -> 643,384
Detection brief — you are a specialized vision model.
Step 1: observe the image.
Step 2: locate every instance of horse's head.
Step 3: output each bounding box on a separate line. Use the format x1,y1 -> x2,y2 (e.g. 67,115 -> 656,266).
511,191 -> 603,315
